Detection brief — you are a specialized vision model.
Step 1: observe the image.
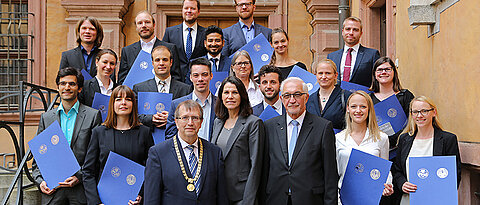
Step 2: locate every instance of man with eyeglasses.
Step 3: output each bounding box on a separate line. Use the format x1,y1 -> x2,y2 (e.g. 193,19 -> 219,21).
32,67 -> 102,204
144,100 -> 228,204
260,77 -> 337,205
166,57 -> 217,141
222,0 -> 272,58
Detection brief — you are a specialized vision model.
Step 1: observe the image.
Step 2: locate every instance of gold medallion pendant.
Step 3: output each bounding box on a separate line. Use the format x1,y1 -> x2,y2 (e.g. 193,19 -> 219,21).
187,184 -> 195,192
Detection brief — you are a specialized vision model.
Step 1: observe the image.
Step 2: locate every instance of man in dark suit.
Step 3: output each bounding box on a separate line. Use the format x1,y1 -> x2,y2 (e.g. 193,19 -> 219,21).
202,25 -> 231,72
261,77 -> 338,205
133,45 -> 191,128
59,17 -> 104,79
222,0 -> 272,58
327,16 -> 380,87
118,11 -> 181,84
253,65 -> 285,116
144,100 -> 228,204
166,57 -> 216,141
163,0 -> 207,84
32,67 -> 102,205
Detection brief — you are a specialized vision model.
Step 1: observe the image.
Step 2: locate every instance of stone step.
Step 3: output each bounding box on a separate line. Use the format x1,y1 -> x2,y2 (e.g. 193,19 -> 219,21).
0,171 -> 41,205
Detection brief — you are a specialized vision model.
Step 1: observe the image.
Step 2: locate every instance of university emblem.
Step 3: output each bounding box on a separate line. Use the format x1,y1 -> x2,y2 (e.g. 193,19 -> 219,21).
254,44 -> 261,52
111,166 -> 121,178
417,168 -> 429,179
99,105 -> 107,114
126,174 -> 136,185
144,102 -> 150,111
140,61 -> 148,70
354,163 -> 364,173
437,168 -> 448,179
387,108 -> 397,118
39,144 -> 47,154
376,116 -> 383,124
306,83 -> 313,91
215,81 -> 222,89
261,54 -> 269,62
156,103 -> 165,112
51,135 -> 59,145
370,169 -> 381,180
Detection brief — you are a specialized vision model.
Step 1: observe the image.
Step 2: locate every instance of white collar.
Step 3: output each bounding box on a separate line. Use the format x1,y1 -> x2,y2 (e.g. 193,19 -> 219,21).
183,22 -> 198,32
286,110 -> 306,126
95,76 -> 113,89
178,135 -> 199,149
247,79 -> 257,91
263,98 -> 282,109
141,36 -> 156,45
207,53 -> 221,60
154,75 -> 171,86
343,43 -> 360,53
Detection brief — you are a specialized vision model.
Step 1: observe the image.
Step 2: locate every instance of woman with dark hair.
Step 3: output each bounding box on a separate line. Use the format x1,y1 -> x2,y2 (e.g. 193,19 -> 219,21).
83,85 -> 154,205
269,27 -> 307,77
79,48 -> 118,107
392,96 -> 461,205
307,59 -> 351,131
212,76 -> 265,204
369,56 -> 414,148
230,50 -> 263,106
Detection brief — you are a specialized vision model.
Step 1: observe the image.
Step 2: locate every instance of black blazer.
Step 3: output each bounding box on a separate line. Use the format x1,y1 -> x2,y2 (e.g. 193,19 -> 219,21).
392,128 -> 462,191
261,112 -> 338,205
144,136 -> 228,205
306,86 -> 351,130
83,125 -> 154,205
118,38 -> 182,84
132,78 -> 192,127
327,44 -> 380,87
78,77 -> 118,107
163,24 -> 207,82
211,115 -> 265,204
59,46 -> 101,78
202,54 -> 231,73
222,22 -> 272,58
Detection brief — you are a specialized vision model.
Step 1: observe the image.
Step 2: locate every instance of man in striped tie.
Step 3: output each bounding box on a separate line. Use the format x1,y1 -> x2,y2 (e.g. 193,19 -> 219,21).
144,100 -> 228,204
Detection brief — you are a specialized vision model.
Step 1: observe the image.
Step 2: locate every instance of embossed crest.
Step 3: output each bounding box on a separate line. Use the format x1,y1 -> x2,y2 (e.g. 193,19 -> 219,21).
254,44 -> 261,52
215,81 -> 222,89
355,163 -> 364,173
51,135 -> 59,145
306,83 -> 313,91
99,105 -> 107,114
156,103 -> 165,113
111,166 -> 121,178
387,108 -> 397,118
126,174 -> 136,185
261,54 -> 269,62
39,144 -> 47,154
370,169 -> 381,180
140,61 -> 148,70
144,102 -> 150,111
417,168 -> 429,179
437,167 -> 448,179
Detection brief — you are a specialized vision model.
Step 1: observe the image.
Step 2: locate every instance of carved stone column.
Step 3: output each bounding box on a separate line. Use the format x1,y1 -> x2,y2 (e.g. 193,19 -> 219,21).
61,0 -> 133,55
302,0 -> 339,70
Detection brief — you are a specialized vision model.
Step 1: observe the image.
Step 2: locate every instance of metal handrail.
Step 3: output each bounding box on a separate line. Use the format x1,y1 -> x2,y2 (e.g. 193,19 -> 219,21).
1,81 -> 59,205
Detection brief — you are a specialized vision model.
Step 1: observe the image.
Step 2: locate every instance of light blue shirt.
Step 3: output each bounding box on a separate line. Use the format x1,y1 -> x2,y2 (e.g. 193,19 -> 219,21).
192,92 -> 212,141
57,100 -> 79,145
239,21 -> 255,43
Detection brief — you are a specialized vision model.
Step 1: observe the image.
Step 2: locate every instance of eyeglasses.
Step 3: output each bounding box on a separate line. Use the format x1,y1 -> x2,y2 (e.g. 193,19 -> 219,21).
234,61 -> 250,67
176,116 -> 203,122
411,108 -> 434,116
376,67 -> 393,73
282,92 -> 307,100
236,2 -> 253,7
58,81 -> 78,87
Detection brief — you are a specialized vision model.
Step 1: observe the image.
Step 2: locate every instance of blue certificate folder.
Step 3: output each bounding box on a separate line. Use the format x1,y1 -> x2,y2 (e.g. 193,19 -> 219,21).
229,33 -> 273,74
98,151 -> 145,205
123,50 -> 154,89
28,121 -> 80,188
287,65 -> 320,95
340,149 -> 392,205
409,156 -> 458,205
92,92 -> 110,122
259,105 -> 280,121
81,69 -> 93,81
138,92 -> 172,144
373,95 -> 407,136
340,81 -> 372,93
210,72 -> 229,95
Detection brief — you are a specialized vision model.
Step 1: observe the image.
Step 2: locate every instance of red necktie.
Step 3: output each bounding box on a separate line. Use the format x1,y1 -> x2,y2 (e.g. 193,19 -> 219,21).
343,48 -> 353,82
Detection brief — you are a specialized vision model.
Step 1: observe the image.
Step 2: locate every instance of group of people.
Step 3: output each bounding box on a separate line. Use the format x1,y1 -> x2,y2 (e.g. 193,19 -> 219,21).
30,0 -> 461,204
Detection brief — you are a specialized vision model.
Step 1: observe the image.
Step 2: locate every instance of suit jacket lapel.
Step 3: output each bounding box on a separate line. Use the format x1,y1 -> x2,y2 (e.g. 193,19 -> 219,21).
401,134 -> 415,173
276,115 -> 289,166
211,119 -> 224,144
235,22 -> 247,45
169,80 -> 176,96
433,128 -> 444,156
71,104 -> 86,147
197,138 -> 208,196
146,78 -> 159,92
209,96 -> 217,140
352,45 -> 365,79
74,46 -> 87,70
106,128 -> 115,152
92,77 -> 101,93
322,87 -> 341,115
193,26 -> 203,54
335,49 -> 344,83
309,89 -> 321,116
290,113 -> 313,165
176,26 -> 187,59
223,116 -> 247,157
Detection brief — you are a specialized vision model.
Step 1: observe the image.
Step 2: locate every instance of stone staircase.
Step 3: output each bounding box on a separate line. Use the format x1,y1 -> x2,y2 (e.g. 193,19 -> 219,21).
0,170 -> 41,205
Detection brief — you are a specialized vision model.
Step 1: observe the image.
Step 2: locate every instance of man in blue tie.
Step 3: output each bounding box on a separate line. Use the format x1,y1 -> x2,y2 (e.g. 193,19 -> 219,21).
260,77 -> 338,205
144,100 -> 228,204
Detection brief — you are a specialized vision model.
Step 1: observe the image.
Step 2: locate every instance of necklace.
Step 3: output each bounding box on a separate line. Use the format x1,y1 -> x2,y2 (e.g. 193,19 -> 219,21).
173,136 -> 203,192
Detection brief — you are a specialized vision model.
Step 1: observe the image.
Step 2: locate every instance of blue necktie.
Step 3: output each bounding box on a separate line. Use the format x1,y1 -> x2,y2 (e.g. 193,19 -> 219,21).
186,28 -> 193,60
187,145 -> 200,194
288,120 -> 299,165
210,58 -> 218,72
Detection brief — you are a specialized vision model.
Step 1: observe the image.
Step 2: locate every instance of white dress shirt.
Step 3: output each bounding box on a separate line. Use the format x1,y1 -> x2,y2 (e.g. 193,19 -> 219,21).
141,36 -> 156,54
207,53 -> 221,71
183,22 -> 198,52
178,136 -> 199,160
263,98 -> 283,115
340,43 -> 360,80
192,92 -> 212,141
154,75 -> 171,93
95,76 -> 113,96
286,111 -> 306,147
247,80 -> 264,107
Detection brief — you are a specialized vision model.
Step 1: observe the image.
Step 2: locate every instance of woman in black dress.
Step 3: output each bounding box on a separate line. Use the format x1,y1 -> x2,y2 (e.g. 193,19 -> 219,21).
268,27 -> 307,77
83,85 -> 154,205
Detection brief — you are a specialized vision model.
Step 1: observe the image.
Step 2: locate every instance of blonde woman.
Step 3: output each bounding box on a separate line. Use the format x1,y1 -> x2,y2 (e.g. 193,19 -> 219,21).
391,96 -> 461,205
336,90 -> 393,204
